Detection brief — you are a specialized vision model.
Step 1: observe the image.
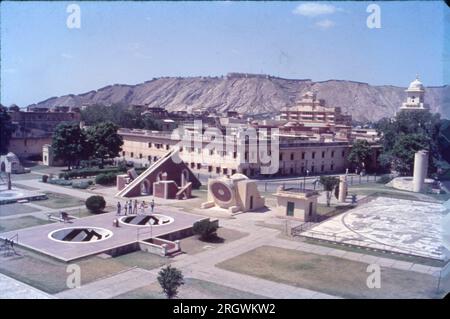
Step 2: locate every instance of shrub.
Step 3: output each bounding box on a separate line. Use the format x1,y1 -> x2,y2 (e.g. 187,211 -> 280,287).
60,167 -> 121,180
42,175 -> 49,183
95,172 -> 117,185
85,195 -> 106,213
72,180 -> 90,189
48,179 -> 73,186
193,219 -> 218,240
377,174 -> 393,184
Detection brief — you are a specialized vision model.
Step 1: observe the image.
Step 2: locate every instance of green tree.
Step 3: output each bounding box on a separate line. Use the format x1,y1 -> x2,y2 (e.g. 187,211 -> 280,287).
157,265 -> 184,299
0,107 -> 14,155
52,122 -> 87,170
319,176 -> 339,207
348,140 -> 372,171
85,195 -> 106,213
86,121 -> 123,168
380,134 -> 429,175
376,110 -> 443,175
193,219 -> 218,241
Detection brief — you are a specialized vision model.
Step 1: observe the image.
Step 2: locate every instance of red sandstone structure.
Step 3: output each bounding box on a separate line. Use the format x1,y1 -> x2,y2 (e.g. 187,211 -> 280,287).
116,150 -> 201,199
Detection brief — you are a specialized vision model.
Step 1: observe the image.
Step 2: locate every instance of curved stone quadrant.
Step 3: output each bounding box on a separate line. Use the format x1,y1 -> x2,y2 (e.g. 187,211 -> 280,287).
119,214 -> 174,227
49,227 -> 113,243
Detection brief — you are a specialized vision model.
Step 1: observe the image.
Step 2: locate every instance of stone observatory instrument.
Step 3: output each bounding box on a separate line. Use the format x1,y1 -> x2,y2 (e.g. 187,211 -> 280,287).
202,173 -> 265,213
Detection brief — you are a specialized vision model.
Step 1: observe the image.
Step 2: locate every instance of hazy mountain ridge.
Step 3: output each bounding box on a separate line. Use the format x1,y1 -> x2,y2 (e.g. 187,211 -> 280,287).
27,74 -> 449,121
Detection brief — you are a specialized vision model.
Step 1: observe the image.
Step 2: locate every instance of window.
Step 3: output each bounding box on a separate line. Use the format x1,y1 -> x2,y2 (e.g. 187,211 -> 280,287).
208,166 -> 212,172
148,143 -> 152,148
148,155 -> 152,161
301,166 -> 305,174
216,167 -> 221,174
231,169 -> 237,175
321,164 -> 324,172
279,153 -> 283,161
196,163 -> 201,170
290,153 -> 294,161
301,152 -> 305,160
311,165 -> 315,173
209,149 -> 214,156
191,162 -> 195,169
342,150 -> 345,157
331,151 -> 334,158
165,144 -> 170,150
233,151 -> 237,159
139,154 -> 143,159
312,152 -> 315,159
245,152 -> 249,161
330,164 -> 334,171
223,168 -> 228,175
122,151 -> 125,156
130,152 -> 134,158
290,167 -> 294,174
322,151 -> 325,158
154,156 -> 158,162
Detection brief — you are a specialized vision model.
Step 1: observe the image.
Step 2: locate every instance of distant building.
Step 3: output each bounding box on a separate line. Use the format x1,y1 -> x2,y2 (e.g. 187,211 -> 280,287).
280,91 -> 352,126
399,75 -> 430,112
7,106 -> 81,159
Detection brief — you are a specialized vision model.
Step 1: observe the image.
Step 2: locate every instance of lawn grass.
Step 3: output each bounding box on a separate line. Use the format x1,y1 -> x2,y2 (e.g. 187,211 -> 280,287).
0,203 -> 41,217
179,227 -> 248,255
33,192 -> 85,209
113,278 -> 267,299
0,216 -> 52,233
0,247 -> 130,294
113,251 -> 168,270
0,247 -> 172,294
217,245 -> 445,299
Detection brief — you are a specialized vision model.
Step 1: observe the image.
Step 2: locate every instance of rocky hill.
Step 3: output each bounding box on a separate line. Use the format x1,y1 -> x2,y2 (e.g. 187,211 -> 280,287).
27,73 -> 449,122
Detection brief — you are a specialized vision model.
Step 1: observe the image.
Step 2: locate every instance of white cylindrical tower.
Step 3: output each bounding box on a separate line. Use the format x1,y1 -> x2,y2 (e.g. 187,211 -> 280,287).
412,150 -> 428,193
338,175 -> 348,202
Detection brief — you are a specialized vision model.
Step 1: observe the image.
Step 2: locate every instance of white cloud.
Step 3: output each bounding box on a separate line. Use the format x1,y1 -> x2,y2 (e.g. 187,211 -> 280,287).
315,19 -> 335,29
293,3 -> 337,17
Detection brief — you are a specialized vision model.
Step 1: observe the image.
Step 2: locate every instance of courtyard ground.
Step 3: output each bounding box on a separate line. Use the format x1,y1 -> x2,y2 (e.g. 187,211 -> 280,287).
113,277 -> 267,299
217,245 -> 446,299
1,171 -> 448,299
179,227 -> 249,255
0,246 -> 168,294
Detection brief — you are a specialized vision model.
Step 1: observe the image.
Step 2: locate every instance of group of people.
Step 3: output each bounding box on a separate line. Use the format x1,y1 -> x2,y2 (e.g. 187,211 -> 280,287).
116,199 -> 155,216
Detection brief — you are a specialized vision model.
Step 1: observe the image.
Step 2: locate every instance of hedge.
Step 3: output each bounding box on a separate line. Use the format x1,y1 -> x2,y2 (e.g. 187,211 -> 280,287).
71,180 -> 92,189
95,173 -> 117,185
59,168 -> 121,179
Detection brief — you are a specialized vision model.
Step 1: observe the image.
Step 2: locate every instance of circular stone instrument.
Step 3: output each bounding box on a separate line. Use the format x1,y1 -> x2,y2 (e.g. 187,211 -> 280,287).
119,214 -> 174,227
48,227 -> 113,243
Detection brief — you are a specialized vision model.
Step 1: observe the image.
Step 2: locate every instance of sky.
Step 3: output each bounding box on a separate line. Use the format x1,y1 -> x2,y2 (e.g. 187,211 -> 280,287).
1,1 -> 448,107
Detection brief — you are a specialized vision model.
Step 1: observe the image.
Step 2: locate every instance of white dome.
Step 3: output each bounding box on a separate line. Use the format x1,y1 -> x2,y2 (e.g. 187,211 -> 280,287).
407,77 -> 424,91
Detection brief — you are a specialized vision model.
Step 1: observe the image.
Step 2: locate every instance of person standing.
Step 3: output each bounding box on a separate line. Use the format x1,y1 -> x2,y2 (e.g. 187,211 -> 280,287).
124,201 -> 128,215
128,201 -> 133,215
140,201 -> 145,215
150,199 -> 155,213
117,202 -> 121,216
133,199 -> 138,215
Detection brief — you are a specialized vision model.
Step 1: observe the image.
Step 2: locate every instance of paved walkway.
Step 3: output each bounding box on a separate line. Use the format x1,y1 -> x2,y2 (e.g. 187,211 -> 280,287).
55,268 -> 156,299
0,273 -> 53,299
